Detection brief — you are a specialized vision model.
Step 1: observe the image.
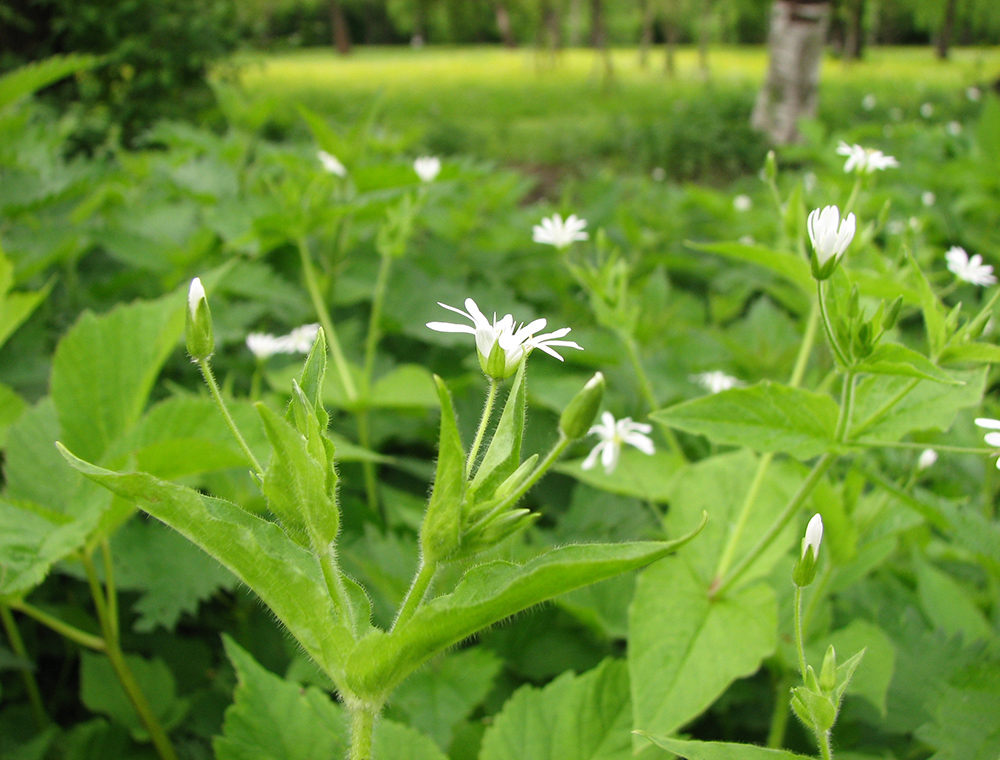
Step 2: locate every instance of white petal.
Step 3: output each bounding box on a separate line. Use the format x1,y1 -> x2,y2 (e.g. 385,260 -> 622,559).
581,442 -> 604,471
601,439 -> 620,473
975,418 -> 1000,430
624,432 -> 655,455
426,321 -> 476,334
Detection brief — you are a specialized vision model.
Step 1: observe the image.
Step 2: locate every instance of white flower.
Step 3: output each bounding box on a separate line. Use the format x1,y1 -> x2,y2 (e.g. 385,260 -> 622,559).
947,120 -> 962,137
975,418 -> 1000,469
862,94 -> 876,111
920,102 -> 934,119
733,194 -> 752,212
690,370 -> 743,394
801,513 -> 823,561
651,167 -> 666,182
967,86 -> 982,102
836,141 -> 899,174
426,298 -> 582,378
922,191 -> 936,207
188,277 -> 206,319
917,448 -> 938,471
318,150 -> 347,177
581,411 -> 655,474
246,323 -> 321,360
808,205 -> 856,269
532,213 -> 589,249
946,246 -> 997,287
413,156 -> 441,183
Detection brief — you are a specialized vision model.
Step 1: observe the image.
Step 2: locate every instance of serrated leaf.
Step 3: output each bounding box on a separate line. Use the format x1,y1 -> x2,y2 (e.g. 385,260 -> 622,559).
688,240 -> 812,292
651,382 -> 839,458
635,734 -> 813,760
480,658 -> 632,760
469,360 -> 526,501
853,343 -> 960,384
629,558 -> 777,743
58,449 -> 352,682
50,290 -> 186,464
346,522 -> 705,701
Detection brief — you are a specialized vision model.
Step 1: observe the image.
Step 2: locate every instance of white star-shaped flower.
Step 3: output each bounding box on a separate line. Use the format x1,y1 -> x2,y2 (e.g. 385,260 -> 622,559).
945,246 -> 996,287
426,298 -> 582,379
246,323 -> 321,360
318,150 -> 347,177
975,418 -> 1000,470
836,141 -> 899,174
581,412 -> 655,474
532,213 -> 589,249
690,371 -> 743,394
413,156 -> 441,182
808,205 -> 856,270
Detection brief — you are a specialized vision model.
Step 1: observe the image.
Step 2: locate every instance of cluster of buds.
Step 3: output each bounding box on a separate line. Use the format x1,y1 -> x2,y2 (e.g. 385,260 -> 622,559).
835,285 -> 903,362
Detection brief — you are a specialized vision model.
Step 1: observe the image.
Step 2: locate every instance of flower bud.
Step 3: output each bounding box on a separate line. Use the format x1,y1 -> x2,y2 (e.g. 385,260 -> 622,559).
559,372 -> 606,440
808,206 -> 856,281
820,645 -> 838,693
882,296 -> 903,330
763,150 -> 777,183
793,513 -> 823,587
185,277 -> 214,361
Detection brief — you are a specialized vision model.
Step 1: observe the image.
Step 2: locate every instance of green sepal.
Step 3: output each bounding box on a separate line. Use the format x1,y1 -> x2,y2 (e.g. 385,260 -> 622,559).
792,546 -> 818,587
420,376 -> 466,563
819,645 -> 837,692
833,647 -> 866,705
185,294 -> 214,362
790,685 -> 837,733
291,327 -> 329,430
559,372 -> 605,440
483,339 -> 511,380
468,358 -> 526,501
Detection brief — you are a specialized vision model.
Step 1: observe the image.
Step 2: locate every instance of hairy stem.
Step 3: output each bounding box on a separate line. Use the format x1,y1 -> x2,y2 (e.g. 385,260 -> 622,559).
198,359 -> 263,475
349,706 -> 377,760
6,600 -> 105,651
466,379 -> 499,478
392,559 -> 438,631
794,585 -> 808,681
817,280 -> 849,368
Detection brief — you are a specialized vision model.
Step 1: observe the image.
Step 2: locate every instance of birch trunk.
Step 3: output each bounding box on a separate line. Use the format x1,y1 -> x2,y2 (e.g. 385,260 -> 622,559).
751,1 -> 831,145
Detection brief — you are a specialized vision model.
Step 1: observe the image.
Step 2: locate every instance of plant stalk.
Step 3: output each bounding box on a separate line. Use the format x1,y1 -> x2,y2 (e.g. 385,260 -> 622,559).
817,281 -> 849,368
466,379 -> 499,477
198,359 -> 263,475
349,706 -> 377,760
0,604 -> 49,727
392,559 -> 438,631
6,600 -> 106,651
794,584 -> 808,681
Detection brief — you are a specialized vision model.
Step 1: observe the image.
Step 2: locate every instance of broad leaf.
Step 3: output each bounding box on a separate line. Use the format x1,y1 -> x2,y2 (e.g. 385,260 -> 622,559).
688,241 -> 812,293
345,521 -> 705,701
629,558 -> 776,743
480,658 -> 632,760
556,449 -> 682,503
652,382 -> 839,458
853,343 -> 961,384
636,734 -> 812,760
58,449 -> 353,681
0,54 -> 98,110
0,382 -> 26,448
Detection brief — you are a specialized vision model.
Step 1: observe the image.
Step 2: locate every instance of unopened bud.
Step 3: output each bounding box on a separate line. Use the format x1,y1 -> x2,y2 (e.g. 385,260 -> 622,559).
185,277 -> 214,361
819,645 -> 838,692
882,296 -> 903,330
559,372 -> 606,440
793,513 -> 823,587
764,150 -> 777,183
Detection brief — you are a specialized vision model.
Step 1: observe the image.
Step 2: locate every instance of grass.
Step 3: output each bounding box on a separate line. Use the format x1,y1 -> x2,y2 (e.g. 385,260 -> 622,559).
227,45 -> 1000,175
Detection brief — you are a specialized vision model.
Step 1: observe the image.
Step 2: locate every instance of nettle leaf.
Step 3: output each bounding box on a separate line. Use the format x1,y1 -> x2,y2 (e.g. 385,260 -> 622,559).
420,377 -> 465,561
629,558 -> 776,743
853,343 -> 960,384
688,241 -> 812,293
635,734 -> 813,760
215,637 -> 447,760
346,525 -> 705,702
58,450 -> 353,682
849,368 -> 986,444
480,658 -> 632,760
469,360 -> 526,502
50,290 -> 186,464
652,382 -> 839,458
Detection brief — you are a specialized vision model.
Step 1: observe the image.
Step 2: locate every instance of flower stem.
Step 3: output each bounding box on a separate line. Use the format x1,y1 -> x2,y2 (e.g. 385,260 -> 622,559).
82,553 -> 179,760
392,558 -> 438,631
816,281 -> 850,368
794,584 -> 808,681
349,705 -> 377,760
835,373 -> 856,443
198,359 -> 263,476
297,236 -> 358,403
819,729 -> 834,760
6,600 -> 106,651
0,604 -> 49,728
466,379 -> 499,478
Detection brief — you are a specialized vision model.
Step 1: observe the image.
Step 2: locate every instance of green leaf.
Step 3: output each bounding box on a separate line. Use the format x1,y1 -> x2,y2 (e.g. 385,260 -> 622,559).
0,54 -> 98,110
50,290 -> 186,464
556,449 -> 682,503
629,558 -> 777,742
915,560 -> 994,643
420,377 -> 465,561
387,647 -> 501,750
480,658 -> 633,760
906,248 -> 946,359
0,247 -> 51,350
215,637 -> 447,760
469,360 -> 526,501
80,651 -> 188,740
939,341 -> 1000,365
371,364 -> 440,408
0,382 -> 26,448
853,343 -> 961,384
635,734 -> 813,760
688,241 -> 812,293
652,382 -> 839,458
346,523 -> 705,702
58,449 -> 352,682
849,369 -> 986,444
915,664 -> 1000,760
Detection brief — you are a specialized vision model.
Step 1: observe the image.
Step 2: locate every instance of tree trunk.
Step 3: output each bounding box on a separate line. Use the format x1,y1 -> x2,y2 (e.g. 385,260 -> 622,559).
751,0 -> 832,145
639,0 -> 654,69
590,0 -> 614,84
697,0 -> 714,78
936,0 -> 958,60
843,0 -> 865,60
495,1 -> 516,47
329,0 -> 352,55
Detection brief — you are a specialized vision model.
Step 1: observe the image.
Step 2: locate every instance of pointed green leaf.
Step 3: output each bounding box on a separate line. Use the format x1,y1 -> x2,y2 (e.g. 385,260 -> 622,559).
853,343 -> 961,384
635,734 -> 813,760
58,447 -> 351,681
292,327 -> 329,428
346,518 -> 705,701
50,290 -> 186,463
688,240 -> 812,292
939,342 -> 1000,365
906,248 -> 946,358
0,382 -> 26,448
480,658 -> 632,760
469,361 -> 526,501
629,558 -> 777,743
0,54 -> 98,110
651,382 -> 839,458
420,377 -> 465,562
